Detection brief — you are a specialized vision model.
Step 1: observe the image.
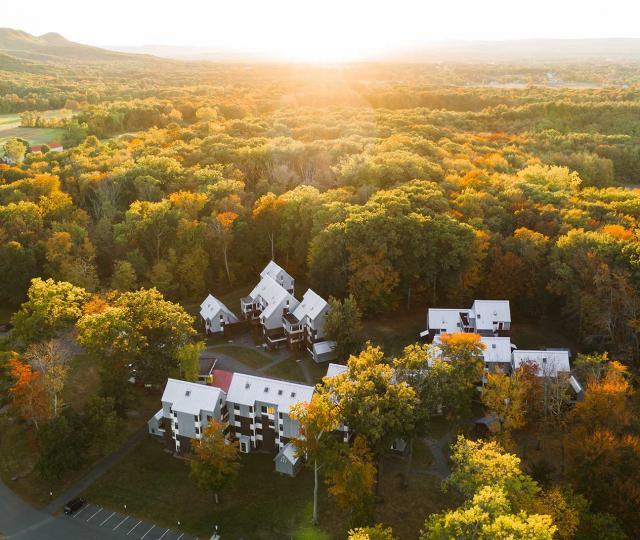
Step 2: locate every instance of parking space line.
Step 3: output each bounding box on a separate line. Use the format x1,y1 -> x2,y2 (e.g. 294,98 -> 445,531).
158,529 -> 170,540
86,507 -> 102,522
73,504 -> 89,518
114,516 -> 129,530
177,534 -> 184,540
99,511 -> 116,526
141,524 -> 155,539
127,520 -> 142,535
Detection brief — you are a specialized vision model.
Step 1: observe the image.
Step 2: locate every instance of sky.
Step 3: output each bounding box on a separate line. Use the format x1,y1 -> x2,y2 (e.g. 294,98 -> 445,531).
3,0 -> 640,61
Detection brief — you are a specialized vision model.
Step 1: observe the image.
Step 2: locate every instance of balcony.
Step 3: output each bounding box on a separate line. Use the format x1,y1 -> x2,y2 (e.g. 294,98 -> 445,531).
241,296 -> 261,320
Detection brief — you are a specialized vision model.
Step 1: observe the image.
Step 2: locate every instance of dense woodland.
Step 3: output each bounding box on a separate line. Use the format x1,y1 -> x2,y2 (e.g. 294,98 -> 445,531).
2,58 -> 640,538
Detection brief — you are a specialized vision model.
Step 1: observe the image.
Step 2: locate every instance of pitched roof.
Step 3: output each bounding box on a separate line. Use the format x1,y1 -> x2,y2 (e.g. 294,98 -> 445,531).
427,308 -> 471,333
161,378 -> 225,415
471,300 -> 511,329
199,293 -> 238,322
274,441 -> 301,465
325,362 -> 348,379
512,349 -> 571,377
292,288 -> 328,323
260,260 -> 293,288
227,373 -> 314,413
480,336 -> 514,364
211,369 -> 234,393
249,275 -> 298,320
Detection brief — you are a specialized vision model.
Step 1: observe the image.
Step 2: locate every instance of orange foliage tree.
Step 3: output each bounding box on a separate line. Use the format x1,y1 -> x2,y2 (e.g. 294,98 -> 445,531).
9,358 -> 50,429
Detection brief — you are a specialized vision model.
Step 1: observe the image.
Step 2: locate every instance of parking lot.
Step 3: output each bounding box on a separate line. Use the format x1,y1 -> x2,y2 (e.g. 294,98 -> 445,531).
69,503 -> 199,540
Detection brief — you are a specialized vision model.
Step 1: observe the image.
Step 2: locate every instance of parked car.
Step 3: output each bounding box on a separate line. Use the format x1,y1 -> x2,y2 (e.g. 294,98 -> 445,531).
63,498 -> 85,515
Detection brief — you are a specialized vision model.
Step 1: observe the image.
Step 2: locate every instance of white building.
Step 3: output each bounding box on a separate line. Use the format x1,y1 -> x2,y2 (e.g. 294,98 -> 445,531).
200,294 -> 239,334
512,349 -> 571,377
421,300 -> 511,339
148,378 -> 227,454
260,260 -> 295,294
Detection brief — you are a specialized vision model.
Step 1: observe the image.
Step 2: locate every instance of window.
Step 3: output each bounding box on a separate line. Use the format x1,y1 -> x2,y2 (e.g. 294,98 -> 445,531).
245,382 -> 251,389
256,428 -> 262,434
267,406 -> 276,415
207,415 -> 212,422
278,412 -> 283,419
264,387 -> 269,393
194,415 -> 199,421
278,389 -> 283,396
491,344 -> 496,349
477,314 -> 481,319
185,390 -> 191,397
290,392 -> 296,398
195,427 -> 200,434
234,404 -> 239,411
249,406 -> 253,413
261,406 -> 267,413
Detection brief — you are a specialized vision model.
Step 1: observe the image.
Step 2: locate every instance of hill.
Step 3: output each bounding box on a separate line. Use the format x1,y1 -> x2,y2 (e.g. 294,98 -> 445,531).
0,28 -> 155,65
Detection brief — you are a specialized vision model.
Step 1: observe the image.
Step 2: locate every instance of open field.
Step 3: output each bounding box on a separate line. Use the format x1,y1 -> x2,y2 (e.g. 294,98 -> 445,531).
209,344 -> 274,370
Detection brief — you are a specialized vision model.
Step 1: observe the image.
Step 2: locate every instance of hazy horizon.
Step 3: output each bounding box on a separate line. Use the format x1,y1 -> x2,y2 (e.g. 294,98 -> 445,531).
3,0 -> 640,62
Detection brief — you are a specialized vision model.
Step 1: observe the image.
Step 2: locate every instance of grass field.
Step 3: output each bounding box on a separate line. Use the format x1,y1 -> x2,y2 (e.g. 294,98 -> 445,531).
0,109 -> 71,147
83,436 -> 458,539
263,354 -> 327,384
362,307 -> 426,356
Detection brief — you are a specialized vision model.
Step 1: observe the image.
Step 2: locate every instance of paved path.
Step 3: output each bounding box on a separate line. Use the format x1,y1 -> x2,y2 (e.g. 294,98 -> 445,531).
421,431 -> 456,480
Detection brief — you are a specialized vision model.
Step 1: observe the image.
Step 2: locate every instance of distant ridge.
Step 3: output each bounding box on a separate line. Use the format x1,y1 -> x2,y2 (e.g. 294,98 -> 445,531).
0,27 -> 158,65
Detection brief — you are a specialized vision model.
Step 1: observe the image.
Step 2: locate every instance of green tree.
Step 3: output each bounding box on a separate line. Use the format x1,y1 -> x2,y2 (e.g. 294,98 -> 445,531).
110,260 -> 138,292
189,420 -> 241,504
323,295 -> 363,360
37,411 -> 90,481
85,396 -> 124,454
175,341 -> 205,382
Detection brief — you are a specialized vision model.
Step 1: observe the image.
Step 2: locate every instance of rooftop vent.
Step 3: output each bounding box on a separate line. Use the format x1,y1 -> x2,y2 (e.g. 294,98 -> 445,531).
185,390 -> 191,397
278,389 -> 283,395
245,383 -> 251,389
291,392 -> 296,398
264,387 -> 269,393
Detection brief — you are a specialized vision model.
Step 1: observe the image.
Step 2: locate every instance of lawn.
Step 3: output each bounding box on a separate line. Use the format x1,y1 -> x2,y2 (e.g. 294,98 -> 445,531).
84,436 -> 457,539
263,354 -> 327,384
510,317 -> 577,351
362,307 -> 426,356
84,438 -> 335,539
209,344 -> 274,370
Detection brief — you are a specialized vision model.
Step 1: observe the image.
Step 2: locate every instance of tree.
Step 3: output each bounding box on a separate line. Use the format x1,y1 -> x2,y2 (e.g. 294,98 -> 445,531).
290,390 -> 341,524
481,369 -> 529,444
421,485 -> 556,540
446,436 -> 540,510
348,524 -> 397,540
11,278 -> 89,345
37,411 -> 90,481
324,436 -> 377,525
77,288 -> 195,385
23,339 -> 71,417
189,420 -> 241,504
252,192 -> 284,260
175,341 -> 205,382
3,137 -> 27,163
213,211 -> 238,284
85,396 -> 124,454
110,260 -> 138,291
436,333 -> 485,416
323,295 -> 363,360
8,357 -> 50,429
323,344 -> 418,489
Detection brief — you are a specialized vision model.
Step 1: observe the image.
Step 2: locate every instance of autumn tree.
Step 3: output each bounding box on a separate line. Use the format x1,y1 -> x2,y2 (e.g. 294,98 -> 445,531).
3,137 -> 27,163
481,369 -> 529,445
8,357 -> 50,429
11,278 -> 89,345
252,192 -> 284,260
348,524 -> 397,540
213,211 -> 238,284
190,420 -> 241,504
23,339 -> 71,417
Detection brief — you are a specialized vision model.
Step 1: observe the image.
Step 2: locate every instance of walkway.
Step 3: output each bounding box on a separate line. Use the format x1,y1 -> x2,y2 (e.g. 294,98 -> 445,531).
421,431 -> 456,480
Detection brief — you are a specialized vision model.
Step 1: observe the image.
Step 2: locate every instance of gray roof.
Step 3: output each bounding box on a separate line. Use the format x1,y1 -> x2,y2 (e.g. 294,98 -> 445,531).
274,441 -> 301,465
161,378 -> 225,416
227,373 -> 314,413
